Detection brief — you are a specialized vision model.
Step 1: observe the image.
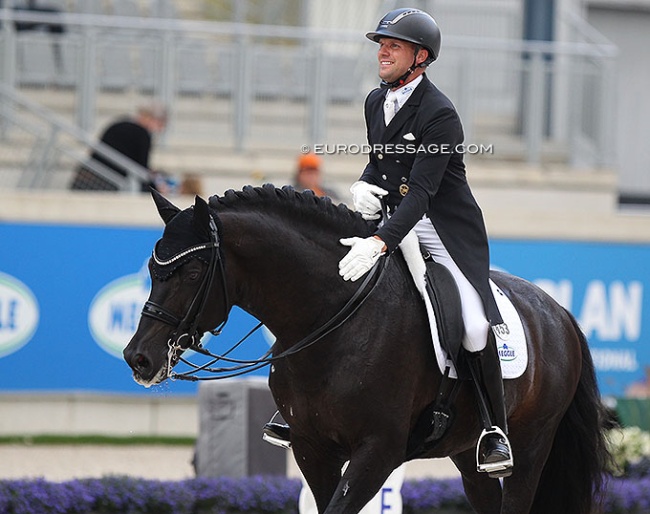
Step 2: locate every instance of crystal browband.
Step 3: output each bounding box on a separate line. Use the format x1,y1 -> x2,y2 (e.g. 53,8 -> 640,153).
152,242 -> 218,267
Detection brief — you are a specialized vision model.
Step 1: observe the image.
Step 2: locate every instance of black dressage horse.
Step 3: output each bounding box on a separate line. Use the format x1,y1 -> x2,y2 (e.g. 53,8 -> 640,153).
124,185 -> 610,514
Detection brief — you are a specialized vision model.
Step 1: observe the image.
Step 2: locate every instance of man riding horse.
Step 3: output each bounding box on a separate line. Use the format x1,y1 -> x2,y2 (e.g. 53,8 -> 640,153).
265,8 -> 513,477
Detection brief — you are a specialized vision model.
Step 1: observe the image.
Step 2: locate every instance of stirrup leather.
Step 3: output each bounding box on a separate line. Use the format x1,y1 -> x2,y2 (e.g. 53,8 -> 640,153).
476,426 -> 513,475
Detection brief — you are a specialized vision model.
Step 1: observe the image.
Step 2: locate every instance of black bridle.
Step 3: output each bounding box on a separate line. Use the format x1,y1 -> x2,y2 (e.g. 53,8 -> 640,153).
140,206 -> 390,381
141,214 -> 231,365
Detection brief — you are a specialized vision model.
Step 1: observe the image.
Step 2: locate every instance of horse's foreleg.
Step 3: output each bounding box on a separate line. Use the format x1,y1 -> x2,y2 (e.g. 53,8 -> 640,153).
292,438 -> 347,514
321,441 -> 404,514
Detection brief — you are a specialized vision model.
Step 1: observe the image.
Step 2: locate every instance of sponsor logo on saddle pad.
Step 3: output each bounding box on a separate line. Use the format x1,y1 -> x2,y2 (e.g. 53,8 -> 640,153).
498,342 -> 517,362
0,272 -> 39,358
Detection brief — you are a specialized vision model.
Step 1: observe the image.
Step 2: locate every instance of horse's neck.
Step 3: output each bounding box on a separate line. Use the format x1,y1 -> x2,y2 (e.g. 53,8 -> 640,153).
221,210 -> 345,341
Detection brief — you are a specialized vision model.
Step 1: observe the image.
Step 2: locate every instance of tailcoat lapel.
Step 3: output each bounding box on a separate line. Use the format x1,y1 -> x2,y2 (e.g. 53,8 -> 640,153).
375,78 -> 428,143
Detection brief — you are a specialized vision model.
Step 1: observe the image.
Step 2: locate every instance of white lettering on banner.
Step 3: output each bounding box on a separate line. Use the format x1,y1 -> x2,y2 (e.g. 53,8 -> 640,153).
0,272 -> 39,358
609,281 -> 643,341
109,301 -> 140,333
533,279 -> 643,342
591,348 -> 639,371
89,264 -> 151,359
580,281 -> 642,341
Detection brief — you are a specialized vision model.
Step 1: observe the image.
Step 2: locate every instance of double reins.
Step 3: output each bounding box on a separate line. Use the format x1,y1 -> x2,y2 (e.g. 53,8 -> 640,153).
141,204 -> 390,381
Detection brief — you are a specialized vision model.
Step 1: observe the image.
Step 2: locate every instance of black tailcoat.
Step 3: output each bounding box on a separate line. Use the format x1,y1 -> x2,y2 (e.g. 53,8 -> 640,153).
360,74 -> 502,324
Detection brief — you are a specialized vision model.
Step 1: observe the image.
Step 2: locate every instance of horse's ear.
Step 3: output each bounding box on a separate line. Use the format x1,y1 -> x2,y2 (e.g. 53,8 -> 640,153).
151,188 -> 181,225
193,195 -> 212,237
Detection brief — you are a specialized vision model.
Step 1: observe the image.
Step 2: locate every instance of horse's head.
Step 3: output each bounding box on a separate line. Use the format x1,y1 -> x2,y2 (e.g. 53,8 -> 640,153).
123,190 -> 227,386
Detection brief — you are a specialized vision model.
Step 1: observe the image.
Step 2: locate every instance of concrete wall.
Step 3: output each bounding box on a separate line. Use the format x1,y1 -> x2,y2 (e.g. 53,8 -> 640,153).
1,161 -> 647,242
0,393 -> 197,437
587,1 -> 650,201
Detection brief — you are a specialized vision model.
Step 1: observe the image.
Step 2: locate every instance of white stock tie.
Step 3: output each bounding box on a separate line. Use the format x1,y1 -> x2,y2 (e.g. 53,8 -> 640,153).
384,90 -> 399,126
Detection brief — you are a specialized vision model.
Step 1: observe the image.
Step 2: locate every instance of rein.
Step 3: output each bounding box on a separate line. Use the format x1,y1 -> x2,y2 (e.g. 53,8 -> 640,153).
143,204 -> 390,381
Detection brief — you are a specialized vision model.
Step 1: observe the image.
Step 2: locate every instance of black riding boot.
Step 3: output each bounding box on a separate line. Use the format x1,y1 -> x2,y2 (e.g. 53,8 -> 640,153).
468,330 -> 513,478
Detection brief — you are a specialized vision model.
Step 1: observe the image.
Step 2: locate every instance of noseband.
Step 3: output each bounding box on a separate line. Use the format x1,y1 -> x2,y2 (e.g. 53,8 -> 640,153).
141,214 -> 229,354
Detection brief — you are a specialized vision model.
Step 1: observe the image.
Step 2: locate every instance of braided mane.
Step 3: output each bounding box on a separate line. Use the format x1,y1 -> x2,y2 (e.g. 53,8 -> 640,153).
208,184 -> 372,236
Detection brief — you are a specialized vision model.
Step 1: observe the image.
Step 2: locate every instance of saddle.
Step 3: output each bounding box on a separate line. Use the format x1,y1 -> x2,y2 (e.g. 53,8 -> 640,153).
421,250 -> 468,379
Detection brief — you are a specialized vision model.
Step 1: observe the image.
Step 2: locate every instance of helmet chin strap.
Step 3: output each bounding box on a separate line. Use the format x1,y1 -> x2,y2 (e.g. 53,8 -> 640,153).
380,65 -> 415,89
379,46 -> 426,90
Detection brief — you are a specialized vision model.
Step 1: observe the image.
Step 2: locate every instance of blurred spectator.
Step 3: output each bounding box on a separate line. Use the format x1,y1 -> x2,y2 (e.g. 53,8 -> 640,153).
626,366 -> 650,398
294,153 -> 339,201
8,1 -> 65,34
70,102 -> 168,192
179,174 -> 204,197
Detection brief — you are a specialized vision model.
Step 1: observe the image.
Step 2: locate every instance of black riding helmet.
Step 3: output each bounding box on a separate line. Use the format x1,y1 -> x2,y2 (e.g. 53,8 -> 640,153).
366,8 -> 441,88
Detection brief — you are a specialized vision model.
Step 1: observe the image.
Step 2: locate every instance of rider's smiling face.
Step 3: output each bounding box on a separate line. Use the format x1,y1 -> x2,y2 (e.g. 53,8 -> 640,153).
377,37 -> 427,85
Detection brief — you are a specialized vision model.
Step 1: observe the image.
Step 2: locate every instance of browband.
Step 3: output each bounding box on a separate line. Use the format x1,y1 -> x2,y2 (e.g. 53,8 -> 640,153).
152,242 -> 218,267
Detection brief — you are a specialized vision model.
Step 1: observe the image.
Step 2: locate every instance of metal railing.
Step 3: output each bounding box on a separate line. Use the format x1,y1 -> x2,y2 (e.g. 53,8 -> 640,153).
0,82 -> 150,191
0,7 -> 618,192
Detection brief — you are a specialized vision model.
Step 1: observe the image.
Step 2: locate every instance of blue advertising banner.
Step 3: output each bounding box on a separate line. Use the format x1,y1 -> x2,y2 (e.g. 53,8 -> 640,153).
491,240 -> 648,398
0,222 -> 271,394
0,221 -> 648,397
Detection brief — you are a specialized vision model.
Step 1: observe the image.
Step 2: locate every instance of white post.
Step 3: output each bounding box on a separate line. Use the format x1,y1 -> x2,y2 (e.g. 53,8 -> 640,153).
298,463 -> 406,514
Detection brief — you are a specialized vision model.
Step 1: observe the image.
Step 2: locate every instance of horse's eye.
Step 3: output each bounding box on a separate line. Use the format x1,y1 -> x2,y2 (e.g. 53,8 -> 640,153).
187,270 -> 201,281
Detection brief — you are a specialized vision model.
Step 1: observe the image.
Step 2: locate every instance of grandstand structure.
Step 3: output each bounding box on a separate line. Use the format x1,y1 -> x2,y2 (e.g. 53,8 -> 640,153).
0,0 -> 620,199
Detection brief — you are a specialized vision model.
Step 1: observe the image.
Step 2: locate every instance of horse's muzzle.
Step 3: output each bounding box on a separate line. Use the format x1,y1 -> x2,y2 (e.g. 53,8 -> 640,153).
123,340 -> 168,387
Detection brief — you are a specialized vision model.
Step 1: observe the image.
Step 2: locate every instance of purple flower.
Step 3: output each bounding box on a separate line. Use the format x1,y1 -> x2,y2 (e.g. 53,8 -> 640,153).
0,474 -> 648,513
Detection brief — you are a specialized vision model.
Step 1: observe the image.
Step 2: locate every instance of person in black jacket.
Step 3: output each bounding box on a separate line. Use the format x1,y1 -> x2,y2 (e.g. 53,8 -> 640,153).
264,8 -> 512,478
337,8 -> 512,477
71,102 -> 167,192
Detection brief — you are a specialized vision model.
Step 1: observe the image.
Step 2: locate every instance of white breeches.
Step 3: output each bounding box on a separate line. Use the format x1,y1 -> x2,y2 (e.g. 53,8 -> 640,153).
414,217 -> 489,352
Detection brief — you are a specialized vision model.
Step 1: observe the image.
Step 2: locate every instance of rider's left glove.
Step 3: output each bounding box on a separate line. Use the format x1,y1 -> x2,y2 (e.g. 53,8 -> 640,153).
338,236 -> 386,282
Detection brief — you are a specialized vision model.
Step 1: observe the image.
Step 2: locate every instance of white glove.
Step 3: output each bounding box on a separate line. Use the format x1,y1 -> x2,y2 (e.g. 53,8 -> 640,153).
350,181 -> 388,220
338,236 -> 386,281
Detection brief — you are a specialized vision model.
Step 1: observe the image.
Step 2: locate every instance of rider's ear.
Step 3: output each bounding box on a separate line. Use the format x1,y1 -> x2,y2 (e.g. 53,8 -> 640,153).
151,188 -> 181,225
193,195 -> 212,237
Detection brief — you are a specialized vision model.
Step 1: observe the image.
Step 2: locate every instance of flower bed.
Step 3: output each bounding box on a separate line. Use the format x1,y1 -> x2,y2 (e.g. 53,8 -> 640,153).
1,426 -> 649,514
2,475 -> 650,514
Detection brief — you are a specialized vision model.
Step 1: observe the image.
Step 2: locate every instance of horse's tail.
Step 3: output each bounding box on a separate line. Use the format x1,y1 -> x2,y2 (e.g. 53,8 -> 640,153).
531,309 -> 611,514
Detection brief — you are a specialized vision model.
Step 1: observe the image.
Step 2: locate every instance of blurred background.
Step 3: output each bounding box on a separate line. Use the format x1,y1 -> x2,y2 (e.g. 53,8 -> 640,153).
1,0 -> 650,483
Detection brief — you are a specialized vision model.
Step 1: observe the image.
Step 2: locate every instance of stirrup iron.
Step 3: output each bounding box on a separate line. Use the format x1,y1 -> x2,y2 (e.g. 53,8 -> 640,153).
262,429 -> 292,450
476,426 -> 513,477
262,411 -> 292,450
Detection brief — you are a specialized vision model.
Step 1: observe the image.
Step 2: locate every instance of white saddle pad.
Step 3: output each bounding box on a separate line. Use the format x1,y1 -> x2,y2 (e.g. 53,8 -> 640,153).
398,231 -> 528,380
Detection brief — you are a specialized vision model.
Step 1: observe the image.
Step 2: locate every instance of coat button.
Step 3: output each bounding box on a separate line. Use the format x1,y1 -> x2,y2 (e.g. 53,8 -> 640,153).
377,154 -> 383,160
381,175 -> 387,180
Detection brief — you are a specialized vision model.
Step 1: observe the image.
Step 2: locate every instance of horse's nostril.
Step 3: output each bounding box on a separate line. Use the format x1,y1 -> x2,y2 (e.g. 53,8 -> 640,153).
135,353 -> 150,370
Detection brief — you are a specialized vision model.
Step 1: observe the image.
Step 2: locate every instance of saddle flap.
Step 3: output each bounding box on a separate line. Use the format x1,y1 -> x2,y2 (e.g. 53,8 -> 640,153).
424,258 -> 467,377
